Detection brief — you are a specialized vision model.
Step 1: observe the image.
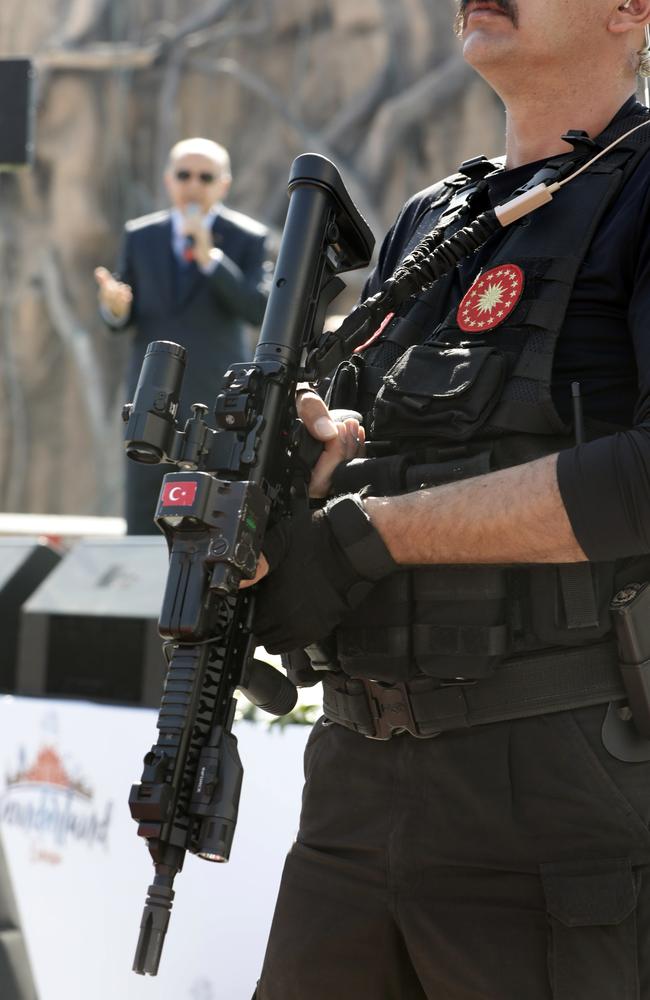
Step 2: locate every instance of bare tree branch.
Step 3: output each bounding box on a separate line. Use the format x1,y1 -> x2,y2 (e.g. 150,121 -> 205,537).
39,248 -> 113,507
185,18 -> 270,51
188,55 -> 385,240
0,176 -> 29,511
152,0 -> 244,50
377,0 -> 416,92
0,298 -> 29,512
320,0 -> 414,159
48,0 -> 113,49
154,50 -> 186,202
322,64 -> 393,155
359,54 -> 475,195
36,44 -> 159,71
36,0 -> 251,72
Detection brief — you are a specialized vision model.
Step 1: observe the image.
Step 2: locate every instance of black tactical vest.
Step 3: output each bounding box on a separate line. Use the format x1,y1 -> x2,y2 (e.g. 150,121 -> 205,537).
321,108 -> 650,684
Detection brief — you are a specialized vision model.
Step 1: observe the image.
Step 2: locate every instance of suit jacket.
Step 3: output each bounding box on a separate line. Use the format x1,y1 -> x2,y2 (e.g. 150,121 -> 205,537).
106,204 -> 271,421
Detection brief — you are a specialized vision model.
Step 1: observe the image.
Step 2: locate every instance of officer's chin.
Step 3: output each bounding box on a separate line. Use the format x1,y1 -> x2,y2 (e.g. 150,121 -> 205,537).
461,27 -> 518,76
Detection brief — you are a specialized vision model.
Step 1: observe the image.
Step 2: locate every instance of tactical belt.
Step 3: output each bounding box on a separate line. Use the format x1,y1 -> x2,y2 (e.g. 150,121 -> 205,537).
321,641 -> 624,740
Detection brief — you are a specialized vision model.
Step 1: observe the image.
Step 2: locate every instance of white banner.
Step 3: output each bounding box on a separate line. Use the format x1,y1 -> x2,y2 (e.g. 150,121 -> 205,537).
0,696 -> 310,1000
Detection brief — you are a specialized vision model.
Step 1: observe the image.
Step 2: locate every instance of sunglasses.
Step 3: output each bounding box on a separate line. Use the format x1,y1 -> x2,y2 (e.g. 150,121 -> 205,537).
174,169 -> 217,184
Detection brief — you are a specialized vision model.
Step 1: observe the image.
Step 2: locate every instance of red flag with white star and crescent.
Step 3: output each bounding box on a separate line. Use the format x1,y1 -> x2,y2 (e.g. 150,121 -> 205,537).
457,264 -> 525,333
161,481 -> 198,507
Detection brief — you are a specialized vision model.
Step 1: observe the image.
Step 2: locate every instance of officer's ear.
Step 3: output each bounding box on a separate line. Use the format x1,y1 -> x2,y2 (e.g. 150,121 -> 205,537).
610,0 -> 650,34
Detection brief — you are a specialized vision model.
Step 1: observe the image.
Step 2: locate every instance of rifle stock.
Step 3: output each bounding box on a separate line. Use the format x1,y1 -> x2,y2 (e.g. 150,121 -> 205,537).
125,154 -> 374,976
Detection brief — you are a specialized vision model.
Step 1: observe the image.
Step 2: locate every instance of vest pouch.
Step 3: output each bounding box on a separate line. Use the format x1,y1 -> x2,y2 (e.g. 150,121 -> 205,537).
325,355 -> 364,411
526,563 -> 614,646
336,570 -> 420,682
412,566 -> 511,679
372,344 -> 506,441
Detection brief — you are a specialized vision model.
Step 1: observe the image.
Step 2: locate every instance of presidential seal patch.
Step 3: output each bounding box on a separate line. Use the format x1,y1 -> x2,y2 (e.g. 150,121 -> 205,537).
457,264 -> 524,333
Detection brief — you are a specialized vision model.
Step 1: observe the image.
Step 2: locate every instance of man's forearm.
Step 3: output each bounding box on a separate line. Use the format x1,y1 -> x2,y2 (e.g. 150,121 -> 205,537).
364,453 -> 587,565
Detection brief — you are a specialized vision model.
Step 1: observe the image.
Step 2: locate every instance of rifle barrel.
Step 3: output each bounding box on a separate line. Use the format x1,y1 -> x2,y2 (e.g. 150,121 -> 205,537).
132,878 -> 175,976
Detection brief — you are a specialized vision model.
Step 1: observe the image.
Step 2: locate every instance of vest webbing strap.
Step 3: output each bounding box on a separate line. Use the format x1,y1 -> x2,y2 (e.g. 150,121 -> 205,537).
321,641 -> 623,739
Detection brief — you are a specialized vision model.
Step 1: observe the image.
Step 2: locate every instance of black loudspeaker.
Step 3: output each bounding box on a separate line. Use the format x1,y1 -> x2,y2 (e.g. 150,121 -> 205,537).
0,59 -> 34,168
17,537 -> 170,707
0,537 -> 60,692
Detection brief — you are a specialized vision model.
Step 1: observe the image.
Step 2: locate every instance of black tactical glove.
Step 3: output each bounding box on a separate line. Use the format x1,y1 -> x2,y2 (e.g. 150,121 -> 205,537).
253,494 -> 397,654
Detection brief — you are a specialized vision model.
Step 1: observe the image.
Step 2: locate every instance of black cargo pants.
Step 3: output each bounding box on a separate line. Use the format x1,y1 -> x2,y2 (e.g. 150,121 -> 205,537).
254,704 -> 650,999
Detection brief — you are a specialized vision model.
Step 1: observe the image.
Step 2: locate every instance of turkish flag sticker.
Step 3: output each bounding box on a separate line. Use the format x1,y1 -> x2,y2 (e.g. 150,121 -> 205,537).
457,264 -> 525,333
161,481 -> 198,507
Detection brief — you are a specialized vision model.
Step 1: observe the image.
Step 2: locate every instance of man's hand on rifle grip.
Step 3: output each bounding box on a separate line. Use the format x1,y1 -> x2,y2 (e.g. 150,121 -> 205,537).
296,387 -> 365,499
240,390 -> 365,591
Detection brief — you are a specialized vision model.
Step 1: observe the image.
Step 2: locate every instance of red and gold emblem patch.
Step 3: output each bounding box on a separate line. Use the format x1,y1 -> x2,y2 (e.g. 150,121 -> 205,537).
457,264 -> 524,333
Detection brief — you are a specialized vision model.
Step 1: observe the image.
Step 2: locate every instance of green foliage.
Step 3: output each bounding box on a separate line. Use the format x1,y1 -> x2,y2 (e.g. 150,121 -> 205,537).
236,690 -> 322,728
269,702 -> 322,728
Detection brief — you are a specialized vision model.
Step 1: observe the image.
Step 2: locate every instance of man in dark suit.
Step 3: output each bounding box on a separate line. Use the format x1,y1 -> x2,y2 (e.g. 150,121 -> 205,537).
95,137 -> 271,533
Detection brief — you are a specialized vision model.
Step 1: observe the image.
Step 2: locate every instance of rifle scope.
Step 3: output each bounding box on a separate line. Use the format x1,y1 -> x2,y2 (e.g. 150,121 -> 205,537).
123,341 -> 186,464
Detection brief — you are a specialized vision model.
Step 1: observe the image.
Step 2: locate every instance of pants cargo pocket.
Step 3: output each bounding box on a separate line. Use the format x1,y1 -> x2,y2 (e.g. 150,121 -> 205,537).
540,858 -> 640,1000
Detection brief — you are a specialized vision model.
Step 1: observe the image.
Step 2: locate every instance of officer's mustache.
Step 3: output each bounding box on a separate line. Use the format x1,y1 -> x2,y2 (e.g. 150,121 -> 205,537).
454,0 -> 519,36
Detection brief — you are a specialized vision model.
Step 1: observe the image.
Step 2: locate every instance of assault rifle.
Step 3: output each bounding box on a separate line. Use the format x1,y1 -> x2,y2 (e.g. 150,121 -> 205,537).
124,154 -> 375,976
125,140 -> 559,976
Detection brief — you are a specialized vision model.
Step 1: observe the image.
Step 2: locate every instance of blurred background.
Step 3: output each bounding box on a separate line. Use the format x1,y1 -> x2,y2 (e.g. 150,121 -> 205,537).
0,0 -> 504,521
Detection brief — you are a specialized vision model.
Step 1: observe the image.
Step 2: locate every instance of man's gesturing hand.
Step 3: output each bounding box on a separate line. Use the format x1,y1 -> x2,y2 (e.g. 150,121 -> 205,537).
94,266 -> 133,320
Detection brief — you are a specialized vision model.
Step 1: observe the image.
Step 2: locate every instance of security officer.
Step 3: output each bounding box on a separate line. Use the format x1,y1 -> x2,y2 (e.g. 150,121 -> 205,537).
251,1 -> 650,996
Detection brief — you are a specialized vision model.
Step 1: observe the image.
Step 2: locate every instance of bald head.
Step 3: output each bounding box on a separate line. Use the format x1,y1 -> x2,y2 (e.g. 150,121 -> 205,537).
168,138 -> 231,180
164,138 -> 232,213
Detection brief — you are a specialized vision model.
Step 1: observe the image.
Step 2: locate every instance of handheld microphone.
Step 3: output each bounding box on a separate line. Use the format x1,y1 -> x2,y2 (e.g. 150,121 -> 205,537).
183,236 -> 195,262
183,202 -> 202,261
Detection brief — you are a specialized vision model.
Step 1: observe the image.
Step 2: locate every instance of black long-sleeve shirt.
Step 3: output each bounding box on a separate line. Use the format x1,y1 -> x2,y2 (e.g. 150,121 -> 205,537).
363,99 -> 650,561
